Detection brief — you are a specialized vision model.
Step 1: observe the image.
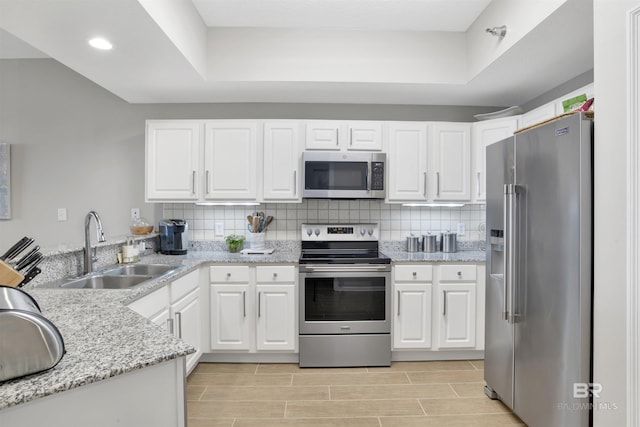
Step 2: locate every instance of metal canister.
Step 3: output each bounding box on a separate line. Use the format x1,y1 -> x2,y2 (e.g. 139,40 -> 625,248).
422,233 -> 438,253
441,231 -> 458,253
406,235 -> 421,252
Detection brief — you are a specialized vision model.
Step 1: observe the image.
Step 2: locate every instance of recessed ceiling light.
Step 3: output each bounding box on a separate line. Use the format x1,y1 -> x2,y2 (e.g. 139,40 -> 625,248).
88,37 -> 113,50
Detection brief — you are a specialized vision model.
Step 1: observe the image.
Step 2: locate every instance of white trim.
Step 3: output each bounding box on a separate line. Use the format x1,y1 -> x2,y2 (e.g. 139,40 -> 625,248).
627,6 -> 640,427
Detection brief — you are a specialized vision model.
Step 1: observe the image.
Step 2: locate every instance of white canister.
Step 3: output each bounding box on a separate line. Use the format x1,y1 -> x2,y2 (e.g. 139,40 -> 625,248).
250,232 -> 266,250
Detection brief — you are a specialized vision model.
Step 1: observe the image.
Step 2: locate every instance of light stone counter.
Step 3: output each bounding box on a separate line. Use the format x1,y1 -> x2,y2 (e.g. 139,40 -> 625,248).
2,244 -> 482,411
2,249 -> 300,411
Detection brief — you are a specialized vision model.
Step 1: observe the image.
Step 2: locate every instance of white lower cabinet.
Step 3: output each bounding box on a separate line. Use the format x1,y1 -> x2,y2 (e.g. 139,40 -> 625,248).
437,265 -> 477,349
127,269 -> 202,374
393,265 -> 433,349
209,264 -> 297,353
392,263 -> 482,354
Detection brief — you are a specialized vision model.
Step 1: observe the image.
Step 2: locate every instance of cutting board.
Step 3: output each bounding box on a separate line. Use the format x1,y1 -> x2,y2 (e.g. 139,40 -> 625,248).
0,260 -> 24,287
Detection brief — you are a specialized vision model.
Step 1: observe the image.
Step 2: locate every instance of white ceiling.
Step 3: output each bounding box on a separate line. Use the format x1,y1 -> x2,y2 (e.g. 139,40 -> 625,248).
0,0 -> 593,107
191,0 -> 493,31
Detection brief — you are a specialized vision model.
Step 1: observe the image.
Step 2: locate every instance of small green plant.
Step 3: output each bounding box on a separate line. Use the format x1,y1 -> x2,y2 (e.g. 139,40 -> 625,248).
225,234 -> 246,253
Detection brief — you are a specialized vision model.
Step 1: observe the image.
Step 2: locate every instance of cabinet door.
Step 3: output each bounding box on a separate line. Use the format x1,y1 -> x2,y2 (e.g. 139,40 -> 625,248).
210,284 -> 252,350
521,103 -> 557,128
472,117 -> 519,201
255,284 -> 296,351
146,121 -> 201,201
204,121 -> 258,200
263,122 -> 301,201
305,120 -> 342,150
347,121 -> 383,151
171,289 -> 201,372
431,123 -> 471,201
393,283 -> 432,349
387,122 -> 428,201
438,283 -> 476,348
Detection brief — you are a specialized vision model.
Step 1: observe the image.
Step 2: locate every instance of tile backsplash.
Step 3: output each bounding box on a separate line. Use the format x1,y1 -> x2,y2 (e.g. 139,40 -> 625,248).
163,201 -> 486,242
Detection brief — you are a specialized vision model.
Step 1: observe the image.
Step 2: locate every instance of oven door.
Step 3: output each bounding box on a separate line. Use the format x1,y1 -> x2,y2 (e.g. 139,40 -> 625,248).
299,264 -> 391,335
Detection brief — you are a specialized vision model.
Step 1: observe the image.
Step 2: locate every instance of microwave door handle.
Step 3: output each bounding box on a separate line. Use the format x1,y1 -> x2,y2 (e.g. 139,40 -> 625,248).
366,163 -> 371,192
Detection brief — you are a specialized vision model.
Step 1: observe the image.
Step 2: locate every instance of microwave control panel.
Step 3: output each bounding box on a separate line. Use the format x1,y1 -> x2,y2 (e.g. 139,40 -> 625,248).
371,162 -> 384,190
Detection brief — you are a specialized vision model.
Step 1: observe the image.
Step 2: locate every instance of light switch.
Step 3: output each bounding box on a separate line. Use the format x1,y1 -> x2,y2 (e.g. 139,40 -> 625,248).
215,222 -> 224,236
456,223 -> 465,236
57,208 -> 67,221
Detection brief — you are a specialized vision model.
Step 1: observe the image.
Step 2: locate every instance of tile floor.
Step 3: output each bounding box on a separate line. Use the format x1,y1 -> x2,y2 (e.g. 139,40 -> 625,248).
186,360 -> 525,426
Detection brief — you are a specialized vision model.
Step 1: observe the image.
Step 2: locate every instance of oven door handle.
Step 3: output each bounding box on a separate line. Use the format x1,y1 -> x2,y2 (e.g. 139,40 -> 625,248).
301,265 -> 390,273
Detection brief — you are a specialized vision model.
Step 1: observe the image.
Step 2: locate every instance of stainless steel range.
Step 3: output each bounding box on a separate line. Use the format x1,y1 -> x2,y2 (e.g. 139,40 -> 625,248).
298,223 -> 391,367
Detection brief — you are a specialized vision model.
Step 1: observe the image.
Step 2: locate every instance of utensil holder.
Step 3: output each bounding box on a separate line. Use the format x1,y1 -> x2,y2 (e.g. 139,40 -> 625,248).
249,232 -> 266,250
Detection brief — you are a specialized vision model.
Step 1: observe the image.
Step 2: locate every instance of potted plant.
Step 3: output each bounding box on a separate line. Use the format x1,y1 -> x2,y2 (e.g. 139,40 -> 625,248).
225,234 -> 245,253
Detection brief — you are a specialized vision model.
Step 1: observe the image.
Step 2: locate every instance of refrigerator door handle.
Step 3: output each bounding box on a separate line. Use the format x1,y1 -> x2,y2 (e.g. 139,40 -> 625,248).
503,185 -> 510,321
504,184 -> 519,324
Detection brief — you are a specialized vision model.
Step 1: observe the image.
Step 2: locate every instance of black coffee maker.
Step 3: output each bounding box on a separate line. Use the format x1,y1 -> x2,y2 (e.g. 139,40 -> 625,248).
158,219 -> 189,255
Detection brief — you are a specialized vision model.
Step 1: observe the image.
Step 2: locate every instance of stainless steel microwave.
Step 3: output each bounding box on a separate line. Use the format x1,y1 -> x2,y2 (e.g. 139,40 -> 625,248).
302,151 -> 386,199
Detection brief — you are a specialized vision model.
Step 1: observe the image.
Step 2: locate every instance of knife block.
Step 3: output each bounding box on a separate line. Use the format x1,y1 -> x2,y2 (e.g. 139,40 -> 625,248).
0,260 -> 25,287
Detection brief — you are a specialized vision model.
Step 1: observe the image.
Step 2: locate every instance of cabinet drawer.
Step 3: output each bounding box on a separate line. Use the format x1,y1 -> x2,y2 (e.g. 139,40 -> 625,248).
395,265 -> 433,282
439,265 -> 476,281
171,269 -> 199,302
256,265 -> 296,283
210,265 -> 250,283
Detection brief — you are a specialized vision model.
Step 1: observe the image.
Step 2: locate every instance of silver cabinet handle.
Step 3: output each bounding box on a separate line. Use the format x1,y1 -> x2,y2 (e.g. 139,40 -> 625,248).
273,272 -> 278,279
397,290 -> 401,316
477,172 -> 481,196
436,172 -> 441,196
226,272 -> 231,279
350,128 -> 353,146
206,170 -> 210,194
167,318 -> 174,334
412,271 -> 417,278
336,128 -> 339,146
443,290 -> 448,316
242,291 -> 246,317
191,171 -> 196,195
293,170 -> 297,196
423,172 -> 427,197
175,312 -> 182,339
258,292 -> 261,317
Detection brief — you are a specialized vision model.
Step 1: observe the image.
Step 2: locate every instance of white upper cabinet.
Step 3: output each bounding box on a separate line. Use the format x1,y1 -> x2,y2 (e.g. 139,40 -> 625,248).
472,117 -> 520,202
263,121 -> 301,201
430,123 -> 471,201
305,120 -> 383,151
203,121 -> 258,200
346,121 -> 383,150
146,121 -> 202,201
386,122 -> 429,201
305,120 -> 341,150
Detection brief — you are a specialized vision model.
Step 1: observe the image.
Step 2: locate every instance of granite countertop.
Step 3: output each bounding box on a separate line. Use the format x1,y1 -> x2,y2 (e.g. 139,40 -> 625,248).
384,249 -> 486,263
1,246 -> 481,411
1,249 -> 300,411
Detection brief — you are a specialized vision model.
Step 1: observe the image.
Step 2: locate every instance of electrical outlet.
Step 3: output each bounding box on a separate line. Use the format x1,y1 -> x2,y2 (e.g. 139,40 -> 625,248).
57,208 -> 67,221
215,222 -> 224,237
131,208 -> 140,220
456,223 -> 465,236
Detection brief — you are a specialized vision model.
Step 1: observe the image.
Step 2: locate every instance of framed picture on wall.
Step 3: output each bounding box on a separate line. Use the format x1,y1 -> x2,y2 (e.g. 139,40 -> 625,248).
0,143 -> 10,220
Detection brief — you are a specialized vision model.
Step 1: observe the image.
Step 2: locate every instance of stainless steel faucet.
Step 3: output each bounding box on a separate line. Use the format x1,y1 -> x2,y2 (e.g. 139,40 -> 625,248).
84,211 -> 106,274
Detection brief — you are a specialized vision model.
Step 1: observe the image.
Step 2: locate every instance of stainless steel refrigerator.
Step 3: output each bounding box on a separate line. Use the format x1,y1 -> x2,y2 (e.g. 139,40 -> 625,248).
484,112 -> 593,427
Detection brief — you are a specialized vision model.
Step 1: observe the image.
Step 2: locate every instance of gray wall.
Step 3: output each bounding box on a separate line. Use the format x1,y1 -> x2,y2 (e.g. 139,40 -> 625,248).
0,58 -> 502,249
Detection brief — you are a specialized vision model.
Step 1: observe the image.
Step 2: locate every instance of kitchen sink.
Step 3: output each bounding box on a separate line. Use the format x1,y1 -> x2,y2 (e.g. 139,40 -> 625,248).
60,274 -> 152,289
48,263 -> 180,290
102,264 -> 177,277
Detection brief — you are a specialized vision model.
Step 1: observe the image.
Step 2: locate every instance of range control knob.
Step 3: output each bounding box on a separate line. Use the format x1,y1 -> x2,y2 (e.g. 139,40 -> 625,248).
306,229 -> 313,237
314,228 -> 321,236
368,228 -> 374,236
360,228 -> 366,236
